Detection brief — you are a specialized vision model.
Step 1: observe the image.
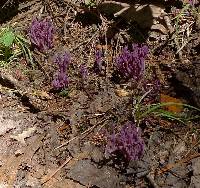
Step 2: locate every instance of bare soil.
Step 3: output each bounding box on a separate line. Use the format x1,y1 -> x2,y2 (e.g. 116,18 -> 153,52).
0,0 -> 200,187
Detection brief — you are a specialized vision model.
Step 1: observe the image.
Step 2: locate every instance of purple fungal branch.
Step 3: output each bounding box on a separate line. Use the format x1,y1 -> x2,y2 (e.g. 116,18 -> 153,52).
28,18 -> 54,52
79,64 -> 88,79
188,0 -> 198,6
106,122 -> 144,161
52,52 -> 70,90
115,44 -> 148,81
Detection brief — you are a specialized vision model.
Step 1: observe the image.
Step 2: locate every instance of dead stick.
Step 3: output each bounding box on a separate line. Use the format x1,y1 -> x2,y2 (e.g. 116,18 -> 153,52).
42,157 -> 72,184
54,117 -> 110,150
69,31 -> 98,52
158,153 -> 200,175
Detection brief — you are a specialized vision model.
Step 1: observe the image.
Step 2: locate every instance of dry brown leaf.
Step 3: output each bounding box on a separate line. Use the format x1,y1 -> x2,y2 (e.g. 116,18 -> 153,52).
98,2 -> 164,28
160,94 -> 183,113
123,4 -> 164,28
149,4 -> 164,18
32,90 -> 52,100
115,89 -> 130,97
96,44 -> 112,50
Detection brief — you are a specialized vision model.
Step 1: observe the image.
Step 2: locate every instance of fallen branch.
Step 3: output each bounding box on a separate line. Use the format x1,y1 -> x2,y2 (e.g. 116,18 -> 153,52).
55,117 -> 110,150
157,152 -> 200,175
41,157 -> 72,185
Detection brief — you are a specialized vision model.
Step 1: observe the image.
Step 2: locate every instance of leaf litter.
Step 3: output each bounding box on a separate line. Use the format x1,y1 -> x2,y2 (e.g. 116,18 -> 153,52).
0,0 -> 200,187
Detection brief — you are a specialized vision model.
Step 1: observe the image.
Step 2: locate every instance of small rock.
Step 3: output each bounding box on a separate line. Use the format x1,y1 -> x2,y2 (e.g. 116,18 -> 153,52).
173,61 -> 200,108
127,159 -> 150,177
165,165 -> 188,188
67,160 -> 124,188
14,149 -> 24,157
67,138 -> 81,157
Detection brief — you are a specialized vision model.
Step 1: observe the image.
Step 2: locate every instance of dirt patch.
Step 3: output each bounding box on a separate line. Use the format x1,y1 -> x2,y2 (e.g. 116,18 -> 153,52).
0,0 -> 200,187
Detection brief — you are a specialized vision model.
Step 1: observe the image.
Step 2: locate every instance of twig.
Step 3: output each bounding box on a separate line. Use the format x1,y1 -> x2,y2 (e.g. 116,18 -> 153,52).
2,0 -> 11,9
185,139 -> 200,157
18,0 -> 41,11
163,15 -> 183,60
157,152 -> 200,175
30,133 -> 46,162
55,117 -> 110,150
176,38 -> 191,54
42,157 -> 72,185
69,31 -> 98,52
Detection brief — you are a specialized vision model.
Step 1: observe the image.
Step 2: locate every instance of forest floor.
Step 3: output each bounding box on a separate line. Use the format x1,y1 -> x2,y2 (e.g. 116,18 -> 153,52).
0,0 -> 200,187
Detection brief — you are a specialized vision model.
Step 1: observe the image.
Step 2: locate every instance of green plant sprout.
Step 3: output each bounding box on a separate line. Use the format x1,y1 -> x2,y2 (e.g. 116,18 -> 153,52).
173,2 -> 199,34
59,89 -> 69,97
0,27 -> 33,67
133,90 -> 200,126
84,0 -> 97,8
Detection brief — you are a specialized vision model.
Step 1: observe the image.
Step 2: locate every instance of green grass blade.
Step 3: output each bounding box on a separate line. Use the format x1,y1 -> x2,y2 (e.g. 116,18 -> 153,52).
152,109 -> 187,124
15,36 -> 34,68
139,102 -> 200,119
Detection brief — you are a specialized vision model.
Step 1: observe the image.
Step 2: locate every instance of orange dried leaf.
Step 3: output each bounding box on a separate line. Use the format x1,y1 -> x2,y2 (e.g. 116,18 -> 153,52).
96,44 -> 111,50
160,94 -> 183,113
115,89 -> 130,97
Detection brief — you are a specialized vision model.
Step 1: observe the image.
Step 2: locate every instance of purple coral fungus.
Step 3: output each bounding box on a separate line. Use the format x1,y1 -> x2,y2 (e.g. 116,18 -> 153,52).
106,122 -> 144,161
79,64 -> 88,79
52,52 -> 70,90
115,44 -> 148,81
28,18 -> 54,52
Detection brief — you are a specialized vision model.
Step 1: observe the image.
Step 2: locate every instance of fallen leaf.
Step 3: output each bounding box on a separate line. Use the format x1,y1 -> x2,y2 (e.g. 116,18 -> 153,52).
115,89 -> 130,97
96,44 -> 112,50
159,119 -> 172,128
10,127 -> 36,145
160,94 -> 183,113
98,3 -> 164,28
32,90 -> 52,100
58,121 -> 71,134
